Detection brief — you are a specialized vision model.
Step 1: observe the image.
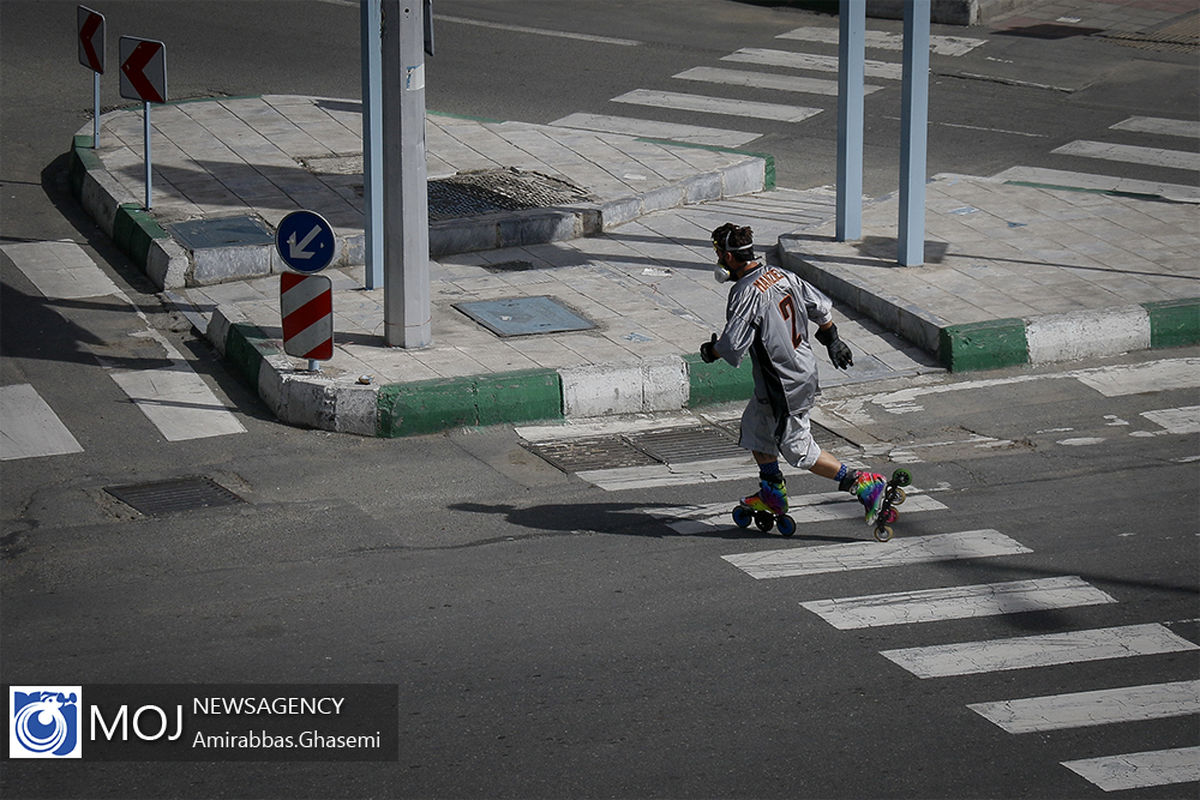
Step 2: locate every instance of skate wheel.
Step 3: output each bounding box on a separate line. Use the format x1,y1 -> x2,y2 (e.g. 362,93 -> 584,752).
891,488 -> 906,506
777,515 -> 796,537
754,511 -> 774,533
874,525 -> 894,543
732,506 -> 752,529
892,469 -> 912,488
881,507 -> 899,524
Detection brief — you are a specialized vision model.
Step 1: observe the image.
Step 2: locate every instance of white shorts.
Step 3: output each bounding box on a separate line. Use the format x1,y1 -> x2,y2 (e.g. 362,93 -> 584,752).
739,398 -> 821,469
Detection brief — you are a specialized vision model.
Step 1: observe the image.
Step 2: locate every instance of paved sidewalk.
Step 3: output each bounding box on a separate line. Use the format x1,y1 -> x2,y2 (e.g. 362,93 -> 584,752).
69,95 -> 1199,437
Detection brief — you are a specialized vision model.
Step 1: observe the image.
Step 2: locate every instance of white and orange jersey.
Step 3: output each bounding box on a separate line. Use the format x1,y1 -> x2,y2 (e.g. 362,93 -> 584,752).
715,262 -> 834,416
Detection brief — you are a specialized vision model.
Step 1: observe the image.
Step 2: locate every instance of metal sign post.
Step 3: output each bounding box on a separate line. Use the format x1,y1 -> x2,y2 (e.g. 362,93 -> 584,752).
77,6 -> 105,149
380,0 -> 432,348
899,0 -> 931,267
119,36 -> 167,210
360,0 -> 384,290
835,0 -> 865,242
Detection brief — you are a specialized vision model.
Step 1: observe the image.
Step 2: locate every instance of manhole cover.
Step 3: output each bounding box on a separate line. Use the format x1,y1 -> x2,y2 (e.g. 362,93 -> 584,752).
454,295 -> 595,337
523,437 -> 660,472
167,216 -> 275,250
627,426 -> 745,463
104,476 -> 244,515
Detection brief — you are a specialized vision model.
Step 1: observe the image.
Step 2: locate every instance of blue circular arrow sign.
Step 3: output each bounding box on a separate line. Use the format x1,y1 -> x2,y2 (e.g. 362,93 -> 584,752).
275,210 -> 335,273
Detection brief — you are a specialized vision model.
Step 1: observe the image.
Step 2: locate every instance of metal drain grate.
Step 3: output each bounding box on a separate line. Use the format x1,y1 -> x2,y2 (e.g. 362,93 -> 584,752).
104,476 -> 244,515
454,295 -> 595,337
627,426 -> 745,463
522,437 -> 660,472
428,168 -> 593,221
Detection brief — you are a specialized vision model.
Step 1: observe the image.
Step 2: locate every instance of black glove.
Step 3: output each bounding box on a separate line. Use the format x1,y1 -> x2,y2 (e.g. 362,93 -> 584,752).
699,333 -> 718,364
815,323 -> 853,370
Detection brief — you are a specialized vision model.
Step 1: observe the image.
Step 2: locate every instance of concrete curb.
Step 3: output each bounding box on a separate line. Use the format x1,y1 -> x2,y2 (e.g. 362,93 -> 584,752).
68,124 -> 766,291
203,302 -> 764,436
69,135 -> 192,288
779,238 -> 1199,370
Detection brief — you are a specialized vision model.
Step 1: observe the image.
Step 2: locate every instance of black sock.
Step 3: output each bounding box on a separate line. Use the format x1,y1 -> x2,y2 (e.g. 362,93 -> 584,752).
759,460 -> 783,483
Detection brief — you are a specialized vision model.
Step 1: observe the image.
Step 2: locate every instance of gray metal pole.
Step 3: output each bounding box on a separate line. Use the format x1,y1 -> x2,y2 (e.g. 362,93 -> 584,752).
143,101 -> 152,210
836,0 -> 865,242
898,0 -> 930,267
381,0 -> 432,348
360,0 -> 384,290
93,71 -> 100,148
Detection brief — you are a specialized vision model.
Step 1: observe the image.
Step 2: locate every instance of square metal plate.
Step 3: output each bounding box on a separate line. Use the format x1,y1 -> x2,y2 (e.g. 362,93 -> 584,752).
454,296 -> 595,337
168,215 -> 275,250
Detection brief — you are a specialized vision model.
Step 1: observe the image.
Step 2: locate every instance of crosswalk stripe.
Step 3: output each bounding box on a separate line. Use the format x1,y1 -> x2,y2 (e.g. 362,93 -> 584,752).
103,329 -> 247,442
723,48 -> 904,80
1074,358 -> 1200,397
653,490 -> 947,535
1110,115 -> 1200,139
881,623 -> 1199,679
776,26 -> 986,57
968,680 -> 1200,733
549,112 -> 761,148
673,66 -> 885,97
991,165 -> 1200,203
611,89 -> 823,123
1,240 -> 120,299
578,456 -> 759,492
1051,139 -> 1200,171
1141,405 -> 1200,435
799,576 -> 1116,630
1062,745 -> 1200,792
0,384 -> 84,461
721,529 -> 1026,579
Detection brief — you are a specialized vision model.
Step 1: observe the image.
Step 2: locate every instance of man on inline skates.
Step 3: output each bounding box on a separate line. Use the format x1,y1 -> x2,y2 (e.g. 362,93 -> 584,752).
699,223 -> 888,528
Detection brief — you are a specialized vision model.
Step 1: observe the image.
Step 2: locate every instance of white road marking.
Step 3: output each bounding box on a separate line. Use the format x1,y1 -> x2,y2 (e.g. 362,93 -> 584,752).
434,14 -> 640,46
1075,358 -> 1200,397
776,26 -> 986,57
1141,405 -> 1200,435
578,457 -> 760,492
968,680 -> 1200,733
826,358 -> 1200,425
723,48 -> 904,80
721,529 -> 1027,580
1,240 -> 120,299
1110,115 -> 1200,138
0,384 -> 84,461
102,329 -> 246,442
991,165 -> 1200,202
1062,746 -> 1200,792
652,490 -> 947,535
1051,139 -> 1200,171
881,623 -> 1198,678
673,66 -> 885,97
800,576 -> 1116,630
549,112 -> 761,148
611,89 -> 823,123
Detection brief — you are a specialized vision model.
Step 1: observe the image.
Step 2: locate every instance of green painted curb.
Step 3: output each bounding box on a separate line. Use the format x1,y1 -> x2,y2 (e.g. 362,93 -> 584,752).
1144,298 -> 1200,349
113,203 -> 169,269
377,369 -> 563,437
69,136 -> 99,199
475,370 -> 562,426
225,321 -> 279,388
938,318 -> 1029,372
684,354 -> 753,407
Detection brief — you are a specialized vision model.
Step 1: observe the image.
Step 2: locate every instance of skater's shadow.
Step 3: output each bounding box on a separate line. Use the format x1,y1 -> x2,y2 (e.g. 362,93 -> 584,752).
450,501 -> 859,543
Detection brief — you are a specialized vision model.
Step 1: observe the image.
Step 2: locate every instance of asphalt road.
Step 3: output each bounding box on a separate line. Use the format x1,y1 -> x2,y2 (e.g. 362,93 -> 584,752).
2,1 -> 1198,797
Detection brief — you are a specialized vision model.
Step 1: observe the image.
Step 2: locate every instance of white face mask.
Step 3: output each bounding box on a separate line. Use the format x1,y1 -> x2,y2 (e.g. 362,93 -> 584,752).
714,264 -> 731,283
